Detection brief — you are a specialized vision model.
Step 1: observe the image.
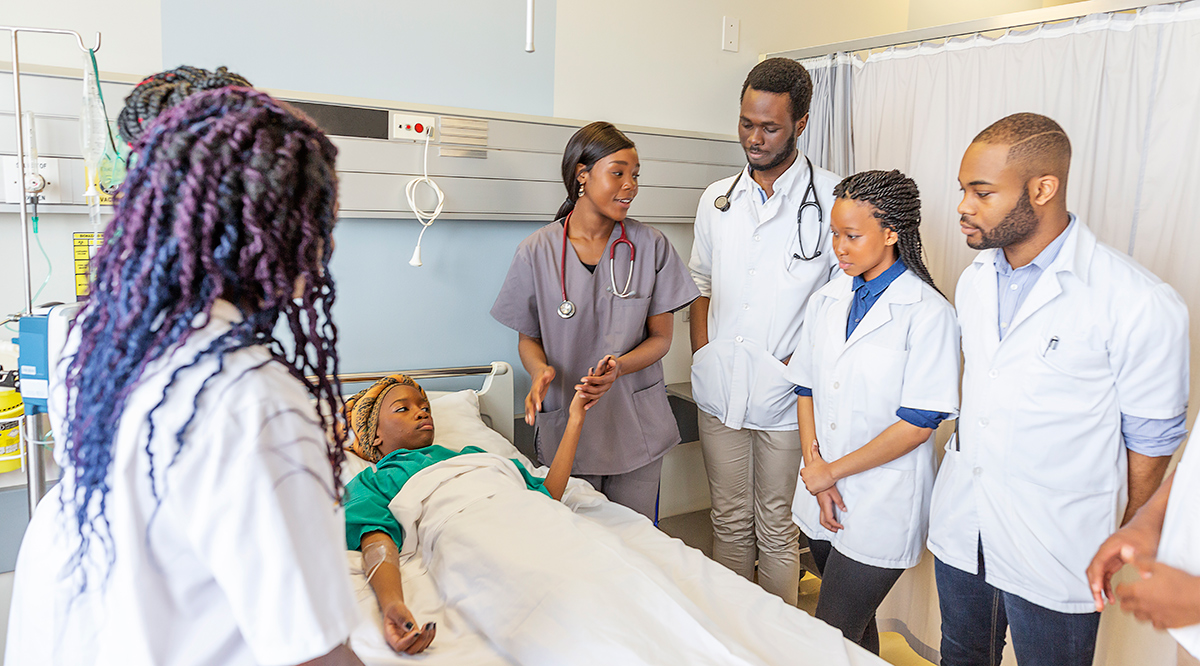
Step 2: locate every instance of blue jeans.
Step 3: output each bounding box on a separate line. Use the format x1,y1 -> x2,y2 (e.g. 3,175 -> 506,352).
935,541 -> 1101,666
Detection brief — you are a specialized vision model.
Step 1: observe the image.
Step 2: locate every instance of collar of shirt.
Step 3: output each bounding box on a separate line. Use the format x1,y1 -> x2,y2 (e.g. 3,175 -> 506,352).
379,444 -> 454,466
993,215 -> 1077,278
738,153 -> 809,206
847,258 -> 907,339
992,215 -> 1077,338
852,256 -> 908,300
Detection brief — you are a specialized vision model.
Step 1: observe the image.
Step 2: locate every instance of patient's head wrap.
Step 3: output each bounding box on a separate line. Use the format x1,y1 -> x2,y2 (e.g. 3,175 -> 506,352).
343,374 -> 428,462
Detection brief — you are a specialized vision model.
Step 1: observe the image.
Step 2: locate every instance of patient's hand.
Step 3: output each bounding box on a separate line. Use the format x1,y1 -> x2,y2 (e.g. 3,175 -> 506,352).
575,355 -> 619,404
568,388 -> 597,422
381,599 -> 436,655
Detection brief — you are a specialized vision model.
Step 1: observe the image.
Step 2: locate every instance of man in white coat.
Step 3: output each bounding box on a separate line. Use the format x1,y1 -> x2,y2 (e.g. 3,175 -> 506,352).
928,112 -> 1189,666
688,58 -> 840,604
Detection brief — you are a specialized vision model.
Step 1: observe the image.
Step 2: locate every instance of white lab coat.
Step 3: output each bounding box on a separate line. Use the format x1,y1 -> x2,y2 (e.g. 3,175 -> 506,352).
1159,437 -> 1200,657
928,220 -> 1189,613
689,158 -> 840,431
788,271 -> 959,569
4,300 -> 358,666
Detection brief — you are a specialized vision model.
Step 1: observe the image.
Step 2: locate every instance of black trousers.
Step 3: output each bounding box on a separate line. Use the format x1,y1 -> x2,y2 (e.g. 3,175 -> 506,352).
808,538 -> 905,655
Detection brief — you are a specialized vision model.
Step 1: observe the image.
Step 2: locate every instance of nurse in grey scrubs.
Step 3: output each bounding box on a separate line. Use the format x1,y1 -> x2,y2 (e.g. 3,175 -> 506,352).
491,122 -> 699,519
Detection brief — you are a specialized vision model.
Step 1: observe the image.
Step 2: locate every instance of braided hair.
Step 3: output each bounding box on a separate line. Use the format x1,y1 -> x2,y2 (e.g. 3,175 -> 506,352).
556,121 -> 635,220
117,65 -> 252,144
63,87 -> 345,583
832,169 -> 941,295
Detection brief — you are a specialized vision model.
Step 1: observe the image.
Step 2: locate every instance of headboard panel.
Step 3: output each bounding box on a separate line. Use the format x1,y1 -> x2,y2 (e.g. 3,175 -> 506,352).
326,362 -> 514,443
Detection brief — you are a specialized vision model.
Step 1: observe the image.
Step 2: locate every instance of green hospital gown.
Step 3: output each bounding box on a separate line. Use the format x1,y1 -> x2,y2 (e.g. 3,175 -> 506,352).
344,444 -> 550,551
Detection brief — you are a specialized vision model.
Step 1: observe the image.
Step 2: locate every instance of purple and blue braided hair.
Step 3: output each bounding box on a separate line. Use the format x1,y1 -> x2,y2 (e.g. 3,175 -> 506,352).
60,87 -> 346,579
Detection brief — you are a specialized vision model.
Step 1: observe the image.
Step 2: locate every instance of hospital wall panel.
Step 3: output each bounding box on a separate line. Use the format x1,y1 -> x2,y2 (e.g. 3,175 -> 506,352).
0,64 -> 734,421
329,134 -> 739,190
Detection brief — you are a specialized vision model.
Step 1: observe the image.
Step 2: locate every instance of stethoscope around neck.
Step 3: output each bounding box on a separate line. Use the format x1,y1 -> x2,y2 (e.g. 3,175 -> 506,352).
557,211 -> 636,319
714,153 -> 826,261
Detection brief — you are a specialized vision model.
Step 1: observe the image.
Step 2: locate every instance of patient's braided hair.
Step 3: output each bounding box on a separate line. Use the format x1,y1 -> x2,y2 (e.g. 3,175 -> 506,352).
117,65 -> 252,144
63,88 -> 345,585
833,169 -> 941,295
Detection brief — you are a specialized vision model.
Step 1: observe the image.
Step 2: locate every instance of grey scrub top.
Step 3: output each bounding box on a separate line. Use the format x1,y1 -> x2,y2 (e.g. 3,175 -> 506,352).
491,217 -> 699,475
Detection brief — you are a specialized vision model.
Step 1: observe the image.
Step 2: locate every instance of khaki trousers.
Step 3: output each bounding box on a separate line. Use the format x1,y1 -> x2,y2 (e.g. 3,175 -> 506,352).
698,410 -> 802,605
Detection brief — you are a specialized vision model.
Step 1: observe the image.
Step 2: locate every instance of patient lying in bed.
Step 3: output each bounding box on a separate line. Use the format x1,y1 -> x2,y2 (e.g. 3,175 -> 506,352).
342,362 -> 612,656
341,367 -> 882,666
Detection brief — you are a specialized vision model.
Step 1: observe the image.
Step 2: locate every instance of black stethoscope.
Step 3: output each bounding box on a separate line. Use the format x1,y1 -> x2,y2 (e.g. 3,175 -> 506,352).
557,212 -> 636,319
714,154 -> 826,261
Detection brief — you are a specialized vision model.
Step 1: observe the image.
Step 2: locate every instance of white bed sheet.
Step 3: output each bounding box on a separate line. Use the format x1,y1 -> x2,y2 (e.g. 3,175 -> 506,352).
342,391 -> 886,666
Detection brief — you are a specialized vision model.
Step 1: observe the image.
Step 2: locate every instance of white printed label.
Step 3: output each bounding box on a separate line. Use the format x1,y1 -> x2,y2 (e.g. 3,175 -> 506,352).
22,378 -> 48,400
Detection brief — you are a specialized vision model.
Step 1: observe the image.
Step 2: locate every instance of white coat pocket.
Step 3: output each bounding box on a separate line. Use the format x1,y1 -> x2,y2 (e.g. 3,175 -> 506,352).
746,349 -> 800,427
838,466 -> 921,568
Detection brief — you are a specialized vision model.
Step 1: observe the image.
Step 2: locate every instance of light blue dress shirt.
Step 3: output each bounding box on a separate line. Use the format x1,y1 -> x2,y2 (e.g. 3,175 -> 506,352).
994,217 -> 1185,456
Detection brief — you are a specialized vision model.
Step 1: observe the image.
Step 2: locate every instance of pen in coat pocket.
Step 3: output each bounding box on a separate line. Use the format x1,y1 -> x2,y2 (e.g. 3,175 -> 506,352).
1043,336 -> 1059,356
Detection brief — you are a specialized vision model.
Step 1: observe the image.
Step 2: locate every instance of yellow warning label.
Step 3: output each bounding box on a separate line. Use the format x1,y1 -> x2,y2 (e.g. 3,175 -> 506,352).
72,232 -> 104,301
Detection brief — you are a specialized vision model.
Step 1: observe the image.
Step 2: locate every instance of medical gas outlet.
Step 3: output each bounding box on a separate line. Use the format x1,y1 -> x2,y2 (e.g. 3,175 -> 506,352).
390,112 -> 438,141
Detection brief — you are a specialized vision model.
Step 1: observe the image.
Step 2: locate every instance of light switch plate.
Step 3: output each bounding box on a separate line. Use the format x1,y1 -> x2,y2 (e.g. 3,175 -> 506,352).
722,16 -> 740,52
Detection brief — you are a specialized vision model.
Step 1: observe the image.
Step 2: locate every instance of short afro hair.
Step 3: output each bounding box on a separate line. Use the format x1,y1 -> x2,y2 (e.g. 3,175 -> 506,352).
973,112 -> 1071,182
741,58 -> 813,123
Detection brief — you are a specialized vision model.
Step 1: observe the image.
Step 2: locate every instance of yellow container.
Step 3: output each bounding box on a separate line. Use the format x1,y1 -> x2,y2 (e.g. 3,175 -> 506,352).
0,388 -> 24,474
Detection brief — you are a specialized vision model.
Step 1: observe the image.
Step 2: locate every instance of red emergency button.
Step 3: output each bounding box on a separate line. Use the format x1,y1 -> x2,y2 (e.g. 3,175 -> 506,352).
415,123 -> 425,134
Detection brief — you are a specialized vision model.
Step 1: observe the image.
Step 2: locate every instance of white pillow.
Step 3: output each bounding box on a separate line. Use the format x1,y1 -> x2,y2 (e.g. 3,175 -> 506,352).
429,390 -> 535,471
340,389 -> 534,485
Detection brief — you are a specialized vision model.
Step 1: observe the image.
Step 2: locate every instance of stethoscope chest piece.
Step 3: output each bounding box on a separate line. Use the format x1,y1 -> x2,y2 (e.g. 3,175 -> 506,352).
558,300 -> 576,319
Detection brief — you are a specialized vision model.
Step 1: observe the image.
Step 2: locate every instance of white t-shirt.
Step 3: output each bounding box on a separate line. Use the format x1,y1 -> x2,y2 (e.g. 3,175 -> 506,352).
5,300 -> 358,666
1159,438 -> 1200,657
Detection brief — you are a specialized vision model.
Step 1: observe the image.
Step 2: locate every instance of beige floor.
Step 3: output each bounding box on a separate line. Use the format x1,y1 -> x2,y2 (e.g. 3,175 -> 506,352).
660,510 -> 935,666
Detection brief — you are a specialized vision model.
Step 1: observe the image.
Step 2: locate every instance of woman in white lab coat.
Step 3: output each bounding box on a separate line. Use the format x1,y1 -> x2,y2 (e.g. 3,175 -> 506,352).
787,170 -> 959,655
5,88 -> 363,665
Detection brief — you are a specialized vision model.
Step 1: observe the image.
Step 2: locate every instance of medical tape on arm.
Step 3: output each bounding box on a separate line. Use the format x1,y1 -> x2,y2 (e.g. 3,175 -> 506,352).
362,537 -> 400,584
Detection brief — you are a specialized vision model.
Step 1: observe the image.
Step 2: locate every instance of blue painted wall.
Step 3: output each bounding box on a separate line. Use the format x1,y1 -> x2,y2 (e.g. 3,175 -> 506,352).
163,0 -> 561,413
329,217 -> 545,402
161,0 -> 557,117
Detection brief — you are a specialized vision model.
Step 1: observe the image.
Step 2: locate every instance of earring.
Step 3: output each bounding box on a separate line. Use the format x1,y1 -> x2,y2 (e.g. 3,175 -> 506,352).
577,183 -> 585,197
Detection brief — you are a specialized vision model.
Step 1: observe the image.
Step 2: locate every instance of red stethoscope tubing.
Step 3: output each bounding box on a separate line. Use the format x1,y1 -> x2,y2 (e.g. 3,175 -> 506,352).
559,213 -> 636,317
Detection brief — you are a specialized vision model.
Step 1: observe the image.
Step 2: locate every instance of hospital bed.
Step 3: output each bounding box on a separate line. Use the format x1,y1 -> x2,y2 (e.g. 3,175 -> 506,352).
335,363 -> 887,666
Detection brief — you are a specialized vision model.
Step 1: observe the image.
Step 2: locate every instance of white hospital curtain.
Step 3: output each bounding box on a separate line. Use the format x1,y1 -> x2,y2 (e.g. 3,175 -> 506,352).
796,53 -> 855,177
848,3 -> 1200,664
